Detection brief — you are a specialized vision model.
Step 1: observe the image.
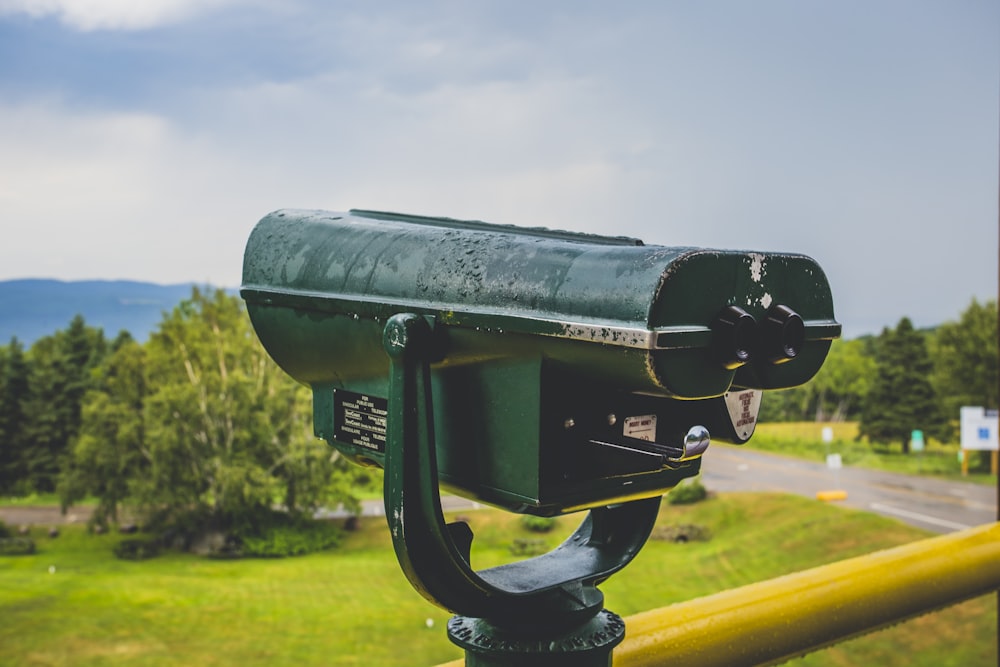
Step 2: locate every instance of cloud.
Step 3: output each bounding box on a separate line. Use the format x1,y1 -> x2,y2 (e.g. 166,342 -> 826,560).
0,100 -> 261,284
0,71 -> 663,286
0,1 -> 995,338
0,0 -> 248,30
179,71 -> 665,227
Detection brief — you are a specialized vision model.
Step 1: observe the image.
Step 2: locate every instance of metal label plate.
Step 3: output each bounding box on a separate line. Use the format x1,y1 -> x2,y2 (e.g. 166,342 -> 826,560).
624,414 -> 657,442
333,389 -> 388,453
725,389 -> 761,440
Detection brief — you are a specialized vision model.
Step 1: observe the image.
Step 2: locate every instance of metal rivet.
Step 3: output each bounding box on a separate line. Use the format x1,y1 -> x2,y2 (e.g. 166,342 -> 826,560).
564,418 -> 576,430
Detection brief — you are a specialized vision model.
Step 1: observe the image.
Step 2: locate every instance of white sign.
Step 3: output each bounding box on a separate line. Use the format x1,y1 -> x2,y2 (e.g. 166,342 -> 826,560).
960,406 -> 999,451
624,414 -> 657,442
821,426 -> 834,444
826,453 -> 843,470
724,390 -> 761,441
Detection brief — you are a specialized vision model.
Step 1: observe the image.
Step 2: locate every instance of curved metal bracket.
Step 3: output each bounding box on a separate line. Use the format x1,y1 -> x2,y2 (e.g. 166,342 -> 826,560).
382,313 -> 661,629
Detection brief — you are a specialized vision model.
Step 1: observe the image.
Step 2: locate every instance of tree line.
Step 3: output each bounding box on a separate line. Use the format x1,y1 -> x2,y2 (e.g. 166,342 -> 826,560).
0,288 -> 359,534
761,299 -> 998,454
0,291 -> 996,529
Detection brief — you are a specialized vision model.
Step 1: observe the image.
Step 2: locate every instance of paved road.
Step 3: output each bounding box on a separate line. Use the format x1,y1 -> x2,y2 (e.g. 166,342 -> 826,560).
315,494 -> 483,520
336,449 -> 997,535
0,505 -> 92,529
701,444 -> 998,534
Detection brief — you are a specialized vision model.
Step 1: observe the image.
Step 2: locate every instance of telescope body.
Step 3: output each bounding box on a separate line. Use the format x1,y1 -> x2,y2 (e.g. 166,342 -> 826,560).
242,209 -> 839,514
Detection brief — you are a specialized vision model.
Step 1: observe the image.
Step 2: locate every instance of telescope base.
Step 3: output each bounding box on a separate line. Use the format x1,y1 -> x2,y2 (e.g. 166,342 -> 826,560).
447,608 -> 625,667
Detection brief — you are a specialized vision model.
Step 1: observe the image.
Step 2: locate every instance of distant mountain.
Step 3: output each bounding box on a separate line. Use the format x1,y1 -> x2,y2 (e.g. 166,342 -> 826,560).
0,279 -> 232,346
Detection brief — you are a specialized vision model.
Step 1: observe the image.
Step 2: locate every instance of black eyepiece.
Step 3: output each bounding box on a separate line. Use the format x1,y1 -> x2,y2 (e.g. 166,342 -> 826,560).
763,304 -> 805,364
711,305 -> 757,370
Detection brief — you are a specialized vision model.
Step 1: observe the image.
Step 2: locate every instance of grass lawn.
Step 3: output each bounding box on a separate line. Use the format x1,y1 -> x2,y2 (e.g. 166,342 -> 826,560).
751,421 -> 998,485
1,492 -> 995,666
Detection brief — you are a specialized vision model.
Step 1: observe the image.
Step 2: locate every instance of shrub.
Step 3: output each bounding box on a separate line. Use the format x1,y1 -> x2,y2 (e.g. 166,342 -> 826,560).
239,519 -> 343,558
144,508 -> 345,559
0,520 -> 11,539
651,524 -> 712,543
113,538 -> 161,561
667,478 -> 708,505
147,506 -> 215,552
0,537 -> 36,556
519,514 -> 557,533
509,538 -> 547,556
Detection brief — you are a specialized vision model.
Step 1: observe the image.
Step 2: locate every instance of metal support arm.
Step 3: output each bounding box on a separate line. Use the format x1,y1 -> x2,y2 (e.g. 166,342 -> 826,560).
381,313 -> 661,631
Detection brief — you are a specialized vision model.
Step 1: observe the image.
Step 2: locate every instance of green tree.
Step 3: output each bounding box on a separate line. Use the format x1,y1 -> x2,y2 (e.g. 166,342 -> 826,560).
808,338 -> 876,421
59,332 -> 147,524
0,338 -> 31,494
758,383 -> 813,422
19,316 -> 107,492
858,318 -> 945,453
758,338 -> 875,423
64,288 -> 355,530
930,299 -> 998,416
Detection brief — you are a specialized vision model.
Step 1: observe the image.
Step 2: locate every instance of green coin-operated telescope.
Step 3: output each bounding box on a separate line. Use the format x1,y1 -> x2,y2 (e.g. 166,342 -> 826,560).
241,209 -> 840,665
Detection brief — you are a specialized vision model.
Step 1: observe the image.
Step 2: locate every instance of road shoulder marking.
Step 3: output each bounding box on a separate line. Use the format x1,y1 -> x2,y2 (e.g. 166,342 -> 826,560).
869,503 -> 971,532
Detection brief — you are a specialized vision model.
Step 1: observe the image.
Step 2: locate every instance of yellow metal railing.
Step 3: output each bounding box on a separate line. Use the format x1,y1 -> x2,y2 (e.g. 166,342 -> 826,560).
436,522 -> 1000,667
616,521 -> 1000,666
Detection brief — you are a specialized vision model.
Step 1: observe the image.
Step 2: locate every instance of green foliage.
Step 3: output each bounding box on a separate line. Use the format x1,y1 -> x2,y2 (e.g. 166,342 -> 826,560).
759,338 -> 875,423
0,522 -> 34,555
509,537 -> 548,556
238,517 -> 343,558
810,338 -> 877,421
666,477 -> 708,504
60,287 -> 357,535
761,300 -> 995,432
144,505 -> 217,551
859,318 -> 946,453
518,514 -> 557,533
0,338 -> 30,494
58,334 -> 147,524
112,538 -> 161,561
0,537 -> 35,555
757,384 -> 811,423
109,506 -> 343,560
930,298 -> 998,416
650,523 -> 711,543
0,316 -> 108,495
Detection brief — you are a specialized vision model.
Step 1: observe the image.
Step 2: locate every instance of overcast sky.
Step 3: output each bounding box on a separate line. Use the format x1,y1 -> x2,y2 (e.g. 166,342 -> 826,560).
0,1 -> 996,339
